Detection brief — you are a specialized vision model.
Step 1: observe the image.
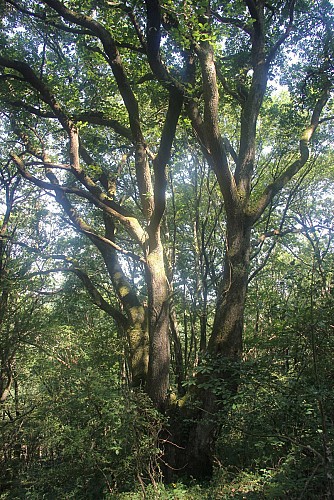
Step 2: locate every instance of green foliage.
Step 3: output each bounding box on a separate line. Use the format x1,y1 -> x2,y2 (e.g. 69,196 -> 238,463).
1,299 -> 164,498
1,0 -> 334,497
219,211 -> 334,497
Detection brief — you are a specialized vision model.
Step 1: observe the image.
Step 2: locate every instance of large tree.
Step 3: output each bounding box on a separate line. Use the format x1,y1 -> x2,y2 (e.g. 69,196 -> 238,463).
0,0 -> 333,476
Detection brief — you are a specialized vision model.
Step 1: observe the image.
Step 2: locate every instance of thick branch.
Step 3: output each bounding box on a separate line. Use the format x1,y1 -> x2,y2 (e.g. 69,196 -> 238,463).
244,0 -> 259,22
148,87 -> 183,237
185,98 -> 207,148
235,1 -> 268,201
135,143 -> 154,220
196,42 -> 237,210
145,0 -> 168,81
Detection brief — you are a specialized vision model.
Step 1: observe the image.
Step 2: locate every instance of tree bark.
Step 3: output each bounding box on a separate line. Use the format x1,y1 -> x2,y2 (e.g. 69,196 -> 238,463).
146,240 -> 170,410
182,215 -> 252,476
209,214 -> 252,358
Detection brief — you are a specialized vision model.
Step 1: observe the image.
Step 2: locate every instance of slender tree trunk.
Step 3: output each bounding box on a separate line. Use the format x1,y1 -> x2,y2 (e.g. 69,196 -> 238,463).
169,303 -> 185,396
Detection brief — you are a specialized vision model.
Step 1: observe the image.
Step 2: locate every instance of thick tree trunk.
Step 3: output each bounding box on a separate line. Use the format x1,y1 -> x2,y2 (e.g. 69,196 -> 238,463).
209,215 -> 251,358
146,242 -> 170,410
168,215 -> 252,478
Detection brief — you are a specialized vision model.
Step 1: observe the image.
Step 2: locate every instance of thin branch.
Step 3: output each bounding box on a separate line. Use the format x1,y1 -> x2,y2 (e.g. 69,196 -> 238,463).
4,99 -> 133,140
0,56 -> 74,133
215,66 -> 245,104
211,10 -> 252,35
20,339 -> 72,368
27,264 -> 127,325
115,41 -> 146,54
266,0 -> 295,65
6,0 -> 94,35
11,153 -> 147,249
250,83 -> 332,222
319,115 -> 334,124
69,266 -> 128,326
41,0 -> 143,143
124,5 -> 147,51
